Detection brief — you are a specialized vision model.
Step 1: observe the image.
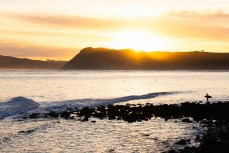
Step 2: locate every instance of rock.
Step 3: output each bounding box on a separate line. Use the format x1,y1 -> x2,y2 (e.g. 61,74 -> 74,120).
142,134 -> 150,137
29,113 -> 40,119
175,139 -> 187,145
48,111 -> 59,118
165,149 -> 178,153
81,116 -> 89,122
68,116 -> 75,120
19,129 -> 35,134
181,118 -> 192,123
195,136 -> 200,142
78,107 -> 91,117
60,111 -> 71,119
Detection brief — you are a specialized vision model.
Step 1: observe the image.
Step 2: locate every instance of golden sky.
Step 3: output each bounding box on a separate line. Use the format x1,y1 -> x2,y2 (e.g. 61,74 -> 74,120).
0,0 -> 229,60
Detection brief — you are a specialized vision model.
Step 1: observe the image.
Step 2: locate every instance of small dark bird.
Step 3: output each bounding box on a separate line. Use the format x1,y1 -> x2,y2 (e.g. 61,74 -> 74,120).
205,93 -> 212,102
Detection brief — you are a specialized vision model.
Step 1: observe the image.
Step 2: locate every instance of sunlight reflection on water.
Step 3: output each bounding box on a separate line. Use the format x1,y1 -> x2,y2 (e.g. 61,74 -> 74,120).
0,118 -> 203,153
0,70 -> 229,103
0,70 -> 227,152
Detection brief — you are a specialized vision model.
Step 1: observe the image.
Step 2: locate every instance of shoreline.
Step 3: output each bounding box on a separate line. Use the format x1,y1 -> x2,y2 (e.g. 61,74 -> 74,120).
25,101 -> 229,153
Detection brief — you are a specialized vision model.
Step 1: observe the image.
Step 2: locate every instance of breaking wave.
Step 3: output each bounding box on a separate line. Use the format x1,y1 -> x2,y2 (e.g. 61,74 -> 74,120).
0,97 -> 39,119
0,92 -> 177,119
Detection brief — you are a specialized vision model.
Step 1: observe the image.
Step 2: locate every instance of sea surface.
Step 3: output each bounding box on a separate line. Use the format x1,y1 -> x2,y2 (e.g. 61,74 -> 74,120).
0,70 -> 229,152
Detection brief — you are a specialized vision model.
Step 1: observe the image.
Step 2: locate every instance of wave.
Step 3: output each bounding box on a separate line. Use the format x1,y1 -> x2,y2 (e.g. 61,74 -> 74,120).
0,97 -> 39,119
0,92 -> 177,120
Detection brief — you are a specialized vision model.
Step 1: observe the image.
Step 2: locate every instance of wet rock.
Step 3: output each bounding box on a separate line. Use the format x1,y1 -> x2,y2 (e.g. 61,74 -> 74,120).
48,111 -> 59,118
195,135 -> 200,142
201,120 -> 214,125
164,149 -> 178,153
78,107 -> 92,117
108,114 -> 116,120
200,138 -> 220,147
97,106 -> 106,113
81,116 -> 89,122
29,113 -> 40,119
59,111 -> 71,119
93,112 -> 106,119
175,139 -> 187,145
68,116 -> 75,120
178,146 -> 197,153
19,129 -> 35,134
18,100 -> 229,123
181,118 -> 192,123
107,149 -> 115,153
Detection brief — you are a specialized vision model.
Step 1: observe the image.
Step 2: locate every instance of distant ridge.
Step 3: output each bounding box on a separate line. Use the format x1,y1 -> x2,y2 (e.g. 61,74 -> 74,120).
0,55 -> 66,69
62,47 -> 229,70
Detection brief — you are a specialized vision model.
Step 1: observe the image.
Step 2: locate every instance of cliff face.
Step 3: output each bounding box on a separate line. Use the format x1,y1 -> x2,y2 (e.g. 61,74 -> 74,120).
0,55 -> 66,69
62,47 -> 229,70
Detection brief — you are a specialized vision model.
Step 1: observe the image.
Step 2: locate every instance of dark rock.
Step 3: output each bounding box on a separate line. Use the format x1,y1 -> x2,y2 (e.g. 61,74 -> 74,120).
29,113 -> 40,119
60,111 -> 71,119
183,146 -> 190,150
48,111 -> 59,118
93,112 -> 106,119
68,116 -> 75,120
181,118 -> 192,123
82,116 -> 89,122
78,107 -> 92,117
19,129 -> 35,134
165,149 -> 178,153
175,139 -> 187,145
195,135 -> 200,142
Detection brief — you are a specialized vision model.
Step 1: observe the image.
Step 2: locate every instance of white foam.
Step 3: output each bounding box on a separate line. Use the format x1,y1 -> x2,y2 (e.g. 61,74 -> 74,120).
33,92 -> 176,114
0,97 -> 39,119
0,92 -> 176,119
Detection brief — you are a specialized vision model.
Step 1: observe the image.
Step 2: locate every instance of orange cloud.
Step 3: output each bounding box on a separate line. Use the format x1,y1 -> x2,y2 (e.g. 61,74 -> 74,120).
144,12 -> 229,41
0,40 -> 75,60
0,11 -> 137,30
0,10 -> 229,59
1,11 -> 229,41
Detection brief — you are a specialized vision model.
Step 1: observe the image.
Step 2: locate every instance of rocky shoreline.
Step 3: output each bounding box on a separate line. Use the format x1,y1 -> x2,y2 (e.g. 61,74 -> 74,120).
27,101 -> 229,153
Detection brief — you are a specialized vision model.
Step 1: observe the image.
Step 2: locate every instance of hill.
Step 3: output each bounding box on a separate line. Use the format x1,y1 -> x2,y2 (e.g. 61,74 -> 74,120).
0,55 -> 66,69
62,47 -> 229,70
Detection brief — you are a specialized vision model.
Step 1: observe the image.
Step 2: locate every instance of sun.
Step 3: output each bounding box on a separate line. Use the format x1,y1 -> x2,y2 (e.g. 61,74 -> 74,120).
107,30 -> 172,52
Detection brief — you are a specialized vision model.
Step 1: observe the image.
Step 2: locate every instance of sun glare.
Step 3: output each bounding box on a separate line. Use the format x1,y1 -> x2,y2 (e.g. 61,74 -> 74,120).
107,31 -> 172,52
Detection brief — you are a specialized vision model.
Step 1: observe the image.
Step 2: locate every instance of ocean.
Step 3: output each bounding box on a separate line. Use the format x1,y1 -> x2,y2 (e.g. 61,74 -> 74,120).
0,70 -> 228,152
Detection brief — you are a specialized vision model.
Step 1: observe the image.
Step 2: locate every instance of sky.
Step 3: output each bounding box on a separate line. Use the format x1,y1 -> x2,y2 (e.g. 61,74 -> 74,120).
0,0 -> 229,60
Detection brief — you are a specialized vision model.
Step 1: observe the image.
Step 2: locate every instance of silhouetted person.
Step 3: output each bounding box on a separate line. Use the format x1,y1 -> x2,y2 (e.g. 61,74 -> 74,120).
205,93 -> 212,102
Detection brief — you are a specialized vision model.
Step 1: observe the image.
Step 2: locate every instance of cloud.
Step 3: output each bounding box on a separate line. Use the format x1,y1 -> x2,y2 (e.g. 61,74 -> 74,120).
1,10 -> 229,56
167,10 -> 229,26
144,11 -> 229,41
0,11 -> 137,30
0,41 -> 75,60
1,11 -> 229,41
